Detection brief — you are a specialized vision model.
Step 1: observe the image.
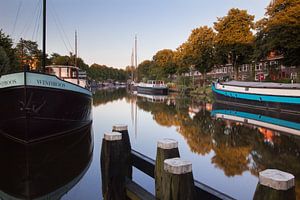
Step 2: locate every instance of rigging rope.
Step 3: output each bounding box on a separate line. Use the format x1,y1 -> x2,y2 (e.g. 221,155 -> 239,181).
49,0 -> 74,53
11,0 -> 22,39
32,0 -> 42,42
17,0 -> 41,42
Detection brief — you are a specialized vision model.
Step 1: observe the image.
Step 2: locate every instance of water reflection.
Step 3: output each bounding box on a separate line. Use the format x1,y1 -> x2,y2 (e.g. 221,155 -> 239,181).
0,125 -> 93,200
93,88 -> 128,106
92,88 -> 300,199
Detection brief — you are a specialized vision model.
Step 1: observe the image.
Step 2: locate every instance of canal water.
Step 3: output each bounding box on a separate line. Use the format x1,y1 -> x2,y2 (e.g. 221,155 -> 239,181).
1,88 -> 299,200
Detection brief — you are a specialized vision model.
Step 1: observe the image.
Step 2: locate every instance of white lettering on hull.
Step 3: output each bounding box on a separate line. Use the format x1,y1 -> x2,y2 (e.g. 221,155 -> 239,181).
36,79 -> 66,88
0,79 -> 17,87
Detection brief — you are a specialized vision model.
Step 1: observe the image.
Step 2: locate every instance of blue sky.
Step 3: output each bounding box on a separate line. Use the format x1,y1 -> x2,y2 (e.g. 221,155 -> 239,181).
0,0 -> 270,69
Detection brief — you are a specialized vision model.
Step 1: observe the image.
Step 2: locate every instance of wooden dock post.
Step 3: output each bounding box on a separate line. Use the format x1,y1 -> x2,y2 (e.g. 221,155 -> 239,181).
253,169 -> 296,200
100,132 -> 126,200
155,139 -> 180,199
112,124 -> 132,178
162,158 -> 195,200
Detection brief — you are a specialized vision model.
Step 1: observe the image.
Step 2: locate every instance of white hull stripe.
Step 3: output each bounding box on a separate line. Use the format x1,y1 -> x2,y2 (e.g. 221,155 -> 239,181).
216,83 -> 300,97
0,72 -> 24,89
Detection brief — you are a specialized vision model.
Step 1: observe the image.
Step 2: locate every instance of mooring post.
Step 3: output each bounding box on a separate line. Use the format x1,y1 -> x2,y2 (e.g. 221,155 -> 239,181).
112,124 -> 132,179
155,138 -> 180,199
253,169 -> 296,200
100,132 -> 126,200
162,157 -> 195,200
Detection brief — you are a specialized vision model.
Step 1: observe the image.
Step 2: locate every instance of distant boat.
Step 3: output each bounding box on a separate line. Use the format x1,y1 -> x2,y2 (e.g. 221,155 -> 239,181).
0,0 -> 92,143
137,80 -> 168,95
212,80 -> 300,114
211,102 -> 300,137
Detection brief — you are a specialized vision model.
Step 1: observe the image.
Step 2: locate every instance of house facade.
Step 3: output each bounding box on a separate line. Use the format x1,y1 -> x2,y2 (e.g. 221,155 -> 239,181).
207,52 -> 299,82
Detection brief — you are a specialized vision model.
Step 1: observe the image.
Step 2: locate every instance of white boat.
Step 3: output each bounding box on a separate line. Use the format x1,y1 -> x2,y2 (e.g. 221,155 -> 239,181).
137,80 -> 168,95
212,81 -> 300,114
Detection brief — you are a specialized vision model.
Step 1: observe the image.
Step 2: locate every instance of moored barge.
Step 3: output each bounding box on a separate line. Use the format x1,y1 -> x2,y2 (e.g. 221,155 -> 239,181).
212,81 -> 300,114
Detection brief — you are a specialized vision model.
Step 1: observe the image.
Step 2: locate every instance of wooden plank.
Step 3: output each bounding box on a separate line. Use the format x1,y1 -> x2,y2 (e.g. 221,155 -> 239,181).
131,150 -> 155,178
125,178 -> 155,200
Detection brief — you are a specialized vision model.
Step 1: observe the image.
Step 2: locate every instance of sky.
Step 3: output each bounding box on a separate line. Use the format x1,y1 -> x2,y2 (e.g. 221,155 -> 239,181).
0,0 -> 271,69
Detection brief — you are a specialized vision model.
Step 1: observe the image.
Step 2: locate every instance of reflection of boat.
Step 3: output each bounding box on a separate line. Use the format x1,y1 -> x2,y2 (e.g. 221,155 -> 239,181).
137,80 -> 168,95
211,102 -> 300,136
136,93 -> 168,103
0,1 -> 92,143
212,81 -> 300,114
0,125 -> 93,199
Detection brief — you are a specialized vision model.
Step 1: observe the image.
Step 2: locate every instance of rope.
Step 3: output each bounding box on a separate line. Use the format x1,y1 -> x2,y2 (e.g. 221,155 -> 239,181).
11,0 -> 22,38
17,0 -> 41,41
32,0 -> 42,42
49,0 -> 74,53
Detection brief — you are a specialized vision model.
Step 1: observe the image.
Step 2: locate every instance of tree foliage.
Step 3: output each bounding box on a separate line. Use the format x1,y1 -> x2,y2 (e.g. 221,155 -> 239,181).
15,38 -> 43,71
0,30 -> 19,74
137,60 -> 152,81
50,53 -> 89,71
152,49 -> 177,77
254,0 -> 300,66
174,42 -> 191,74
182,26 -> 216,74
88,63 -> 128,81
0,47 -> 10,75
214,8 -> 255,79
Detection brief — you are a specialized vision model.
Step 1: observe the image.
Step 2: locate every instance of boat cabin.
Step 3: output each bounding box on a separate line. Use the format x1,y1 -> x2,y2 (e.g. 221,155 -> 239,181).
45,65 -> 88,88
147,80 -> 165,86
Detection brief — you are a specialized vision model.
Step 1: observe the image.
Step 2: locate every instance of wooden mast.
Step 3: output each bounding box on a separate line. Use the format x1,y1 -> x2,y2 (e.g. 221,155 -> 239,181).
75,30 -> 78,68
131,47 -> 134,82
75,30 -> 79,84
42,0 -> 46,72
134,35 -> 137,82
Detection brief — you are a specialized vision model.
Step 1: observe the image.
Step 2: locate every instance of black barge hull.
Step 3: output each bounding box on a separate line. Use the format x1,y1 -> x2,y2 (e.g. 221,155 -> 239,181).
0,84 -> 92,143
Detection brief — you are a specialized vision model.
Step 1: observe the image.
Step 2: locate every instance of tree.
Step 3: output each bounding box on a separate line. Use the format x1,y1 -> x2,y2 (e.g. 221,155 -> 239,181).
174,42 -> 191,75
214,8 -> 255,80
137,60 -> 152,81
16,38 -> 43,71
50,53 -> 89,71
182,26 -> 216,87
0,29 -> 19,74
254,0 -> 300,66
0,47 -> 10,75
87,63 -> 128,81
152,49 -> 177,78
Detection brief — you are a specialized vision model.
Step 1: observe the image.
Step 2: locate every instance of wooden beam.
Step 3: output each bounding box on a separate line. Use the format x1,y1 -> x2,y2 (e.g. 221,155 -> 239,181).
125,178 -> 155,200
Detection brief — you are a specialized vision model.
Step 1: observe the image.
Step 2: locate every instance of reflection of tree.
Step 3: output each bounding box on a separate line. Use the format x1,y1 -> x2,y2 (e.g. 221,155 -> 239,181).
183,109 -> 214,155
132,94 -> 300,195
137,96 -> 180,127
212,144 -> 251,176
92,88 -> 127,106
